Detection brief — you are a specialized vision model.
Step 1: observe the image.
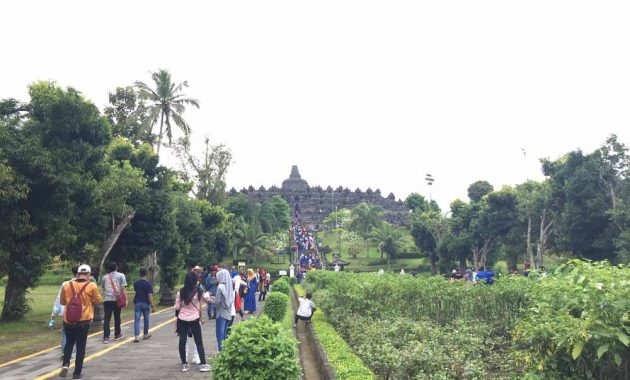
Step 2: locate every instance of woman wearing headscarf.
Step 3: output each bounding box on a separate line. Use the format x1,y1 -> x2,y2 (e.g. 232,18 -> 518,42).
212,269 -> 235,351
244,269 -> 258,314
175,271 -> 211,372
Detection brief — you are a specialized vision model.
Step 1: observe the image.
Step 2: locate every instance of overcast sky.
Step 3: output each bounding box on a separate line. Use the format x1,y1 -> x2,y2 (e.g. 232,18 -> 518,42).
2,1 -> 629,210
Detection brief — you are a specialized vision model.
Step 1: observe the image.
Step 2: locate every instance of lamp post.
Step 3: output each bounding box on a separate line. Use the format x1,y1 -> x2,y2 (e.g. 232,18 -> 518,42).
425,173 -> 434,206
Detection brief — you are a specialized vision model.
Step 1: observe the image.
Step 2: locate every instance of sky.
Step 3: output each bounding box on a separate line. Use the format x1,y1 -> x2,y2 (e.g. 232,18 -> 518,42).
2,1 -> 629,210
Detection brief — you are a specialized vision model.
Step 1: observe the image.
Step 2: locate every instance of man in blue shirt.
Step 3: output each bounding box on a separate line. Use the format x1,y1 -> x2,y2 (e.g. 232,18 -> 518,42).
133,268 -> 155,342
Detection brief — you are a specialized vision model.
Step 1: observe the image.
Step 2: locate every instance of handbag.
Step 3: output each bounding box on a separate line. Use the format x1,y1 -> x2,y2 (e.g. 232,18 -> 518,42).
108,274 -> 127,308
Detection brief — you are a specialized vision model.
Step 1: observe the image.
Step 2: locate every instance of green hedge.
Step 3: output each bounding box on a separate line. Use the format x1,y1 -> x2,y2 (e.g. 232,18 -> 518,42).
271,277 -> 290,295
213,316 -> 300,380
263,292 -> 289,323
294,285 -> 375,380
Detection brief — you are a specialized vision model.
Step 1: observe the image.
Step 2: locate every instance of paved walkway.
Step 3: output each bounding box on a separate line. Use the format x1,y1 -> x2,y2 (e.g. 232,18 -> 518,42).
0,300 -> 262,380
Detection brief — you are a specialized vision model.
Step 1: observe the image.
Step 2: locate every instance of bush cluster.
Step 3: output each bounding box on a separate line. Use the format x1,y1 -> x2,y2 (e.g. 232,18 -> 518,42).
263,292 -> 289,323
212,316 -> 301,380
305,261 -> 630,379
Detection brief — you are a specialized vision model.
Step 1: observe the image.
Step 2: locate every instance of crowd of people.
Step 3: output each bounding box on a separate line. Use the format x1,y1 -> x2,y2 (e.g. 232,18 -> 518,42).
50,262 -> 272,378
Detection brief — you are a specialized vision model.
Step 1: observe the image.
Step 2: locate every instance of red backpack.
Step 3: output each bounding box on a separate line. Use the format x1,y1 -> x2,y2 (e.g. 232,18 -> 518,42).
66,281 -> 89,323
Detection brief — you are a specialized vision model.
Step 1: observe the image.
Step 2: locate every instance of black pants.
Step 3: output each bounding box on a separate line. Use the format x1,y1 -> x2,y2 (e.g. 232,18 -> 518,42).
103,301 -> 121,338
177,319 -> 206,365
258,290 -> 267,301
63,323 -> 90,376
294,314 -> 312,325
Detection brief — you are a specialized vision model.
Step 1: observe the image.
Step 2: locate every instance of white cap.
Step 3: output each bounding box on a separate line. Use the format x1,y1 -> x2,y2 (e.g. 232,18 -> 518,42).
77,264 -> 91,274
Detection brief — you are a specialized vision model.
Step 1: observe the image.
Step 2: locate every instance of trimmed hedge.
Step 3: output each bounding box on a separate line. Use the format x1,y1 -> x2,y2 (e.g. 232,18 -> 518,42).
294,285 -> 375,380
271,277 -> 290,295
213,316 -> 301,380
263,292 -> 289,323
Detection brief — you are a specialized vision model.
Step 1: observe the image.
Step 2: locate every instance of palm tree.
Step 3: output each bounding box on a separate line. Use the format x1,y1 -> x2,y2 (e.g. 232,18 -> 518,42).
370,221 -> 406,269
238,222 -> 271,264
349,202 -> 384,257
134,69 -> 199,155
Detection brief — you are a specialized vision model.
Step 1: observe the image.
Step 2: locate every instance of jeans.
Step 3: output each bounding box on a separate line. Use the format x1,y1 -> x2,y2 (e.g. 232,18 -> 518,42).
177,319 -> 206,365
103,301 -> 122,338
63,323 -> 89,376
294,313 -> 312,325
207,302 -> 216,319
216,316 -> 230,351
134,302 -> 150,337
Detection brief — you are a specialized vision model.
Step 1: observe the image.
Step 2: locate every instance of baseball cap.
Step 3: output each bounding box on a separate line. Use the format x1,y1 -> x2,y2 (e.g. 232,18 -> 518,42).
77,264 -> 91,274
192,265 -> 202,272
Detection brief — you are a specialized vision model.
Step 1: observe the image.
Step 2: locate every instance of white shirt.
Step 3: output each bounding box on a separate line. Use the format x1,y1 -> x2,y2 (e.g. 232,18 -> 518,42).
297,297 -> 315,317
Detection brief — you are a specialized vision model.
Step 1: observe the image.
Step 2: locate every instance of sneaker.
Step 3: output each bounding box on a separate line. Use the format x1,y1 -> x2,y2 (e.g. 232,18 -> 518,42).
60,366 -> 69,377
114,333 -> 124,341
199,364 -> 211,372
72,374 -> 84,379
181,364 -> 190,372
142,334 -> 152,340
133,336 -> 140,343
103,338 -> 110,344
192,357 -> 201,365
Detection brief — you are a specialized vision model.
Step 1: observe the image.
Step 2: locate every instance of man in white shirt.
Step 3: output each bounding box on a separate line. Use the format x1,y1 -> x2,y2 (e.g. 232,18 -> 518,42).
293,293 -> 316,328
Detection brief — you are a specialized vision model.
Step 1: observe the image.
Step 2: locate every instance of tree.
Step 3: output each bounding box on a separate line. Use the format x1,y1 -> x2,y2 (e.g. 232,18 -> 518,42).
104,86 -> 151,144
404,193 -> 430,213
370,221 -> 406,268
174,136 -> 232,205
0,82 -> 111,321
467,180 -> 494,203
134,70 -> 199,155
349,202 -> 384,257
238,222 -> 272,263
411,210 -> 449,274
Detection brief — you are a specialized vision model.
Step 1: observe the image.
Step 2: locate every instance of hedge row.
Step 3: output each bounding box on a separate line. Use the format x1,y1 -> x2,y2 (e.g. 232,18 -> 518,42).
294,285 -> 375,380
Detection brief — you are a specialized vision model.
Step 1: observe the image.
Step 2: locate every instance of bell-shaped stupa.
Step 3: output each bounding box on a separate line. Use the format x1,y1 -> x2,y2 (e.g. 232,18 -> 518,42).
281,165 -> 309,191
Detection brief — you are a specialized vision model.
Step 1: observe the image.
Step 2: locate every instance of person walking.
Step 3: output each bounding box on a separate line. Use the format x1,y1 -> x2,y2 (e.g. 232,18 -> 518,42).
244,269 -> 257,314
133,268 -> 155,342
59,264 -> 102,379
102,262 -> 128,343
204,267 -> 218,320
50,265 -> 78,359
212,269 -> 235,351
176,271 -> 212,372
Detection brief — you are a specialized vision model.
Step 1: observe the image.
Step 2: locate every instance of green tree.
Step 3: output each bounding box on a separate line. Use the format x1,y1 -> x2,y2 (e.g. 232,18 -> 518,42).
370,221 -> 406,268
0,82 -> 111,320
238,222 -> 271,263
349,202 -> 384,257
410,210 -> 449,274
104,86 -> 151,143
134,69 -> 199,155
467,180 -> 494,203
404,193 -> 430,213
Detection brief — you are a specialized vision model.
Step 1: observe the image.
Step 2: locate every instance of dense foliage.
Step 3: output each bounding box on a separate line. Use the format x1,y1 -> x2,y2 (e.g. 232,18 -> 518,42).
305,261 -> 630,379
271,277 -> 290,295
263,292 -> 289,323
212,316 -> 300,380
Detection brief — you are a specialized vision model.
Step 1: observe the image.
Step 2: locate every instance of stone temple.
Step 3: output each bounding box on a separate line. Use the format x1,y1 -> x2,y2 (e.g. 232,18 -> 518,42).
229,165 -> 408,228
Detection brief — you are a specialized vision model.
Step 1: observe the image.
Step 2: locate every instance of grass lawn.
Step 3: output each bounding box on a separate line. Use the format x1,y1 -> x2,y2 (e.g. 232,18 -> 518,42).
0,273 -> 171,364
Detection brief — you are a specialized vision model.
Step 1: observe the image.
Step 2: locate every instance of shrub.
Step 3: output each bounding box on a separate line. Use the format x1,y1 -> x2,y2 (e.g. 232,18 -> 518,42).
288,276 -> 297,286
263,292 -> 289,323
213,316 -> 301,380
271,278 -> 290,295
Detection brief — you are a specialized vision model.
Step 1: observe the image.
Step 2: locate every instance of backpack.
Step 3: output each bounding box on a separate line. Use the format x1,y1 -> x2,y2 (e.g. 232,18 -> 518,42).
66,281 -> 90,323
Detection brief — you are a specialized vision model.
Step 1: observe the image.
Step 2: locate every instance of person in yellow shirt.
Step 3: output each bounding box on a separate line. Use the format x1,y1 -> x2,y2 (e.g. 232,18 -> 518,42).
59,264 -> 102,379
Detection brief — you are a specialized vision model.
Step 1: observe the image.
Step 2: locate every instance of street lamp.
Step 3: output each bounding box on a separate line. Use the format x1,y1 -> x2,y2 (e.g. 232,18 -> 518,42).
425,173 -> 435,205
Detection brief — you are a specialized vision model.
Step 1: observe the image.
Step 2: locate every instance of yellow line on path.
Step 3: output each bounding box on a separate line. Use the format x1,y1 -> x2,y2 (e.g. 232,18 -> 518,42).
0,306 -> 173,369
33,316 -> 177,380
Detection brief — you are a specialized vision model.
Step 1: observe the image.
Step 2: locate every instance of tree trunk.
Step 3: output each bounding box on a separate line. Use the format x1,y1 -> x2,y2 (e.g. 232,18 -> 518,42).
0,272 -> 29,321
535,209 -> 552,269
156,112 -> 164,155
479,238 -> 493,270
526,216 -> 534,267
430,256 -> 438,275
145,251 -> 160,286
472,246 -> 481,271
365,239 -> 369,259
99,209 -> 136,274
458,258 -> 466,272
159,284 -> 175,306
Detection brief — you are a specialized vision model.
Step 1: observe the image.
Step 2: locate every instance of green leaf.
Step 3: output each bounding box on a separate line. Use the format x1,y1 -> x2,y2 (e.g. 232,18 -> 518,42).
596,344 -> 608,359
617,333 -> 630,347
572,341 -> 584,360
614,353 -> 622,366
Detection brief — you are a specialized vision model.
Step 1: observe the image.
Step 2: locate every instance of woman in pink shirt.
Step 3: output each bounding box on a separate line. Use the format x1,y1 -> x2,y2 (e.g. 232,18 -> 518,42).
176,271 -> 212,372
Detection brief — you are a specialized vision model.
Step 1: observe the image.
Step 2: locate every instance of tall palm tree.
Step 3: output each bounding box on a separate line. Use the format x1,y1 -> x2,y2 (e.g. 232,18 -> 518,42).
134,69 -> 199,155
370,221 -> 405,269
349,202 -> 384,257
238,222 -> 271,264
